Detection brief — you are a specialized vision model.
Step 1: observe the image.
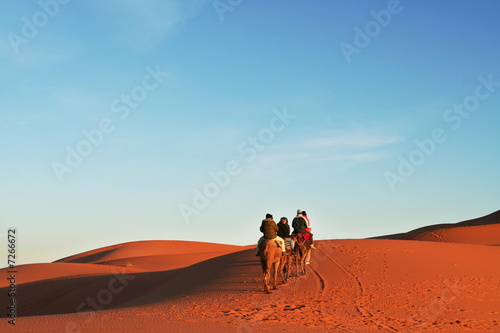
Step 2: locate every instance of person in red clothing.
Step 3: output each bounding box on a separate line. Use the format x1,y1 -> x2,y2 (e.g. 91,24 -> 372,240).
292,210 -> 315,249
301,210 -> 315,264
302,210 -> 311,231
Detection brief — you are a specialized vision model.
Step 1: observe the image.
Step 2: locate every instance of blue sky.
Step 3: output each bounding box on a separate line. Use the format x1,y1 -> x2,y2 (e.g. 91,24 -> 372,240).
1,0 -> 499,265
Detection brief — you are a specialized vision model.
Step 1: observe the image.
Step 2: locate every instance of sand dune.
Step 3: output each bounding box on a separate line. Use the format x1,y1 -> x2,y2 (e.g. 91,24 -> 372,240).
2,239 -> 499,331
55,240 -> 243,264
412,223 -> 500,245
0,262 -> 143,287
374,210 -> 500,245
2,213 -> 499,332
0,241 -> 247,289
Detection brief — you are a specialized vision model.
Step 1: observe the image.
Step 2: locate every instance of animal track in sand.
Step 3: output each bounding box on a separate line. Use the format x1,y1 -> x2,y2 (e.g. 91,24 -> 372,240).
315,244 -> 399,332
429,231 -> 447,242
307,263 -> 326,293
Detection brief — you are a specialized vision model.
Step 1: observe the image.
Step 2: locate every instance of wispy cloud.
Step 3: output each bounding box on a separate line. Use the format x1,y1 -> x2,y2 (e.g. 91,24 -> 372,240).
294,127 -> 402,165
303,128 -> 402,150
244,127 -> 402,182
253,150 -> 388,169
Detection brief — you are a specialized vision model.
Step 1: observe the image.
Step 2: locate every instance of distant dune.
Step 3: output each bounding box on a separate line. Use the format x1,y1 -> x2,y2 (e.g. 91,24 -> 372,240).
1,213 -> 499,332
372,210 -> 500,245
54,240 -> 243,264
1,241 -> 247,288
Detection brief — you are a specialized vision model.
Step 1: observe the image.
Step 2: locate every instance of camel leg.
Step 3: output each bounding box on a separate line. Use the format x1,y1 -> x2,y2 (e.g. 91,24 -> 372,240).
295,253 -> 299,277
272,261 -> 279,290
296,249 -> 303,275
300,253 -> 306,275
303,251 -> 310,274
284,257 -> 290,283
305,250 -> 311,264
263,269 -> 270,293
262,257 -> 271,293
299,256 -> 303,275
279,257 -> 287,284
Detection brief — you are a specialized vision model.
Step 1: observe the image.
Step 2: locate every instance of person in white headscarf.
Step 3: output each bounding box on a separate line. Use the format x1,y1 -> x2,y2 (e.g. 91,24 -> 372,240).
292,209 -> 315,250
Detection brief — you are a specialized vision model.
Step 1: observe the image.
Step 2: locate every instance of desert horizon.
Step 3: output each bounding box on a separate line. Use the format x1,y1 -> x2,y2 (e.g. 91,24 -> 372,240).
3,1 -> 500,332
2,210 -> 499,332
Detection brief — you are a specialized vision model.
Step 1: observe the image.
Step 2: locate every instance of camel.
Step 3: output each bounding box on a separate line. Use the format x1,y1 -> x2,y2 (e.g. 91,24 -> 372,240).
259,239 -> 284,293
281,238 -> 296,281
281,246 -> 294,282
291,233 -> 311,275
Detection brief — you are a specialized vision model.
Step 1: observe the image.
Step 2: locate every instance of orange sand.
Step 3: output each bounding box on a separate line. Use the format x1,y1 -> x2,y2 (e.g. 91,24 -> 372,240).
1,215 -> 499,332
375,210 -> 500,245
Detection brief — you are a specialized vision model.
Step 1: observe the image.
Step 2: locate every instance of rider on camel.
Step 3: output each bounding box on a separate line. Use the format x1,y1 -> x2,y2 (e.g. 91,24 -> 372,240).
277,216 -> 295,252
292,209 -> 315,248
256,213 -> 286,256
302,210 -> 311,231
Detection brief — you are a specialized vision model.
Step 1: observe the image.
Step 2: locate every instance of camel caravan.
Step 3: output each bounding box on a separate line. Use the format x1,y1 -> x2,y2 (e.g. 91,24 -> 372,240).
255,210 -> 315,293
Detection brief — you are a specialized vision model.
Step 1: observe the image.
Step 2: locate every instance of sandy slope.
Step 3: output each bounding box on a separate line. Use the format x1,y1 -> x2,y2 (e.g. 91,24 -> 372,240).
375,210 -> 500,245
54,240 -> 244,264
1,238 -> 499,332
0,241 -> 245,288
412,223 -> 500,245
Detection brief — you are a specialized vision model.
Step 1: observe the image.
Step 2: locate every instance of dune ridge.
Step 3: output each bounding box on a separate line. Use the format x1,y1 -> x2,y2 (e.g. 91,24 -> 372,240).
373,209 -> 500,245
54,240 -> 243,264
2,212 -> 499,332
